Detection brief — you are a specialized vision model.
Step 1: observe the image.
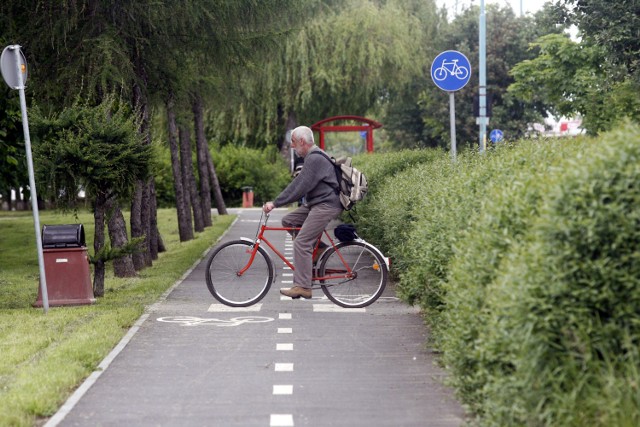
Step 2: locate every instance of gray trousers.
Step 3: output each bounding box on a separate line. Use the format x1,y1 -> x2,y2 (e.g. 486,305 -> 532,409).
281,203 -> 343,289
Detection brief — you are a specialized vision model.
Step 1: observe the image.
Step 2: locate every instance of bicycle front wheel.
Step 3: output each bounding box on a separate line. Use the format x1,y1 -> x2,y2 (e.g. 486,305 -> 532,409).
205,240 -> 273,307
318,241 -> 388,308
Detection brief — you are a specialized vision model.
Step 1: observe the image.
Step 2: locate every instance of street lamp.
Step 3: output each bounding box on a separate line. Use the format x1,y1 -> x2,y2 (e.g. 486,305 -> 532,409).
477,0 -> 489,152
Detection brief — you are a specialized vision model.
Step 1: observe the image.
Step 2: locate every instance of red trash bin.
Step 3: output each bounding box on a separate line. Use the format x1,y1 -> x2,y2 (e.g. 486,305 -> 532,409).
34,224 -> 95,307
242,186 -> 254,208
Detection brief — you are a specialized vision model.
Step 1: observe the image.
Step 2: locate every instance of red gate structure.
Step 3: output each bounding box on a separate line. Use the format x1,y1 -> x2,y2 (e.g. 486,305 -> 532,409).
311,115 -> 382,153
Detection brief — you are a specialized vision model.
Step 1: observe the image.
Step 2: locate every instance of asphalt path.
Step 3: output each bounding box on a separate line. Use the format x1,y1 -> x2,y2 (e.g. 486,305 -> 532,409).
49,208 -> 465,427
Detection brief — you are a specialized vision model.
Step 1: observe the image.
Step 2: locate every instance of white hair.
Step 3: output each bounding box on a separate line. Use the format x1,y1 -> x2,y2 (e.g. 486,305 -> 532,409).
291,126 -> 315,146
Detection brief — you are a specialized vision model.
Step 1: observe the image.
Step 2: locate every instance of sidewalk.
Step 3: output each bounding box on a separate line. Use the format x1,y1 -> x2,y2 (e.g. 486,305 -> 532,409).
48,208 -> 465,427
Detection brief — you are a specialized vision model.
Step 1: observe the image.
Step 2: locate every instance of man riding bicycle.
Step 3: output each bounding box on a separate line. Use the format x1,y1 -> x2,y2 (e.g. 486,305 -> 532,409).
263,126 -> 343,299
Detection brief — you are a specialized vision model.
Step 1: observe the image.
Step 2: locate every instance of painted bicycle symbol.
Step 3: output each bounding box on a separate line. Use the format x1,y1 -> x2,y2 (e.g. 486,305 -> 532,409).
433,59 -> 469,81
156,316 -> 274,327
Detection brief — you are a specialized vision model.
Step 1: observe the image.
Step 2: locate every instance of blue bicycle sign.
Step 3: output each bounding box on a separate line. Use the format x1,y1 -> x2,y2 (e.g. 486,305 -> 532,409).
434,59 -> 469,81
431,50 -> 472,92
490,129 -> 504,143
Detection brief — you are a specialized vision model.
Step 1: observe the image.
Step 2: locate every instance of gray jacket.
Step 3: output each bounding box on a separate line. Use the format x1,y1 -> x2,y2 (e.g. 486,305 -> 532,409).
274,147 -> 342,209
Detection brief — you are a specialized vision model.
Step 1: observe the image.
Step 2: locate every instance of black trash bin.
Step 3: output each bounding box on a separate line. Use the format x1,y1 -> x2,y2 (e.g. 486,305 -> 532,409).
34,224 -> 95,307
42,224 -> 86,248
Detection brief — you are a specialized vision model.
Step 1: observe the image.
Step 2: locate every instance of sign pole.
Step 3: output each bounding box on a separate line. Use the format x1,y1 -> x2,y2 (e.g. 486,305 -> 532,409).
430,50 -> 471,162
449,92 -> 456,161
2,45 -> 49,313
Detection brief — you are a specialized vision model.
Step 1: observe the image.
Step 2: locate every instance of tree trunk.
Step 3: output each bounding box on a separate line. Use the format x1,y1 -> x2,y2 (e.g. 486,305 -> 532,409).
180,125 -> 205,233
93,192 -> 107,297
157,229 -> 166,253
192,94 -> 213,226
131,60 -> 159,269
149,180 -> 162,259
140,178 -> 152,267
130,184 -> 145,270
131,81 -> 150,269
167,97 -> 194,241
205,147 -> 228,215
106,194 -> 136,277
131,178 -> 153,268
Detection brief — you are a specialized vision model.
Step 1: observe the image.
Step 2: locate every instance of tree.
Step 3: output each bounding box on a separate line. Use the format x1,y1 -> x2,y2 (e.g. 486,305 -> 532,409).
0,1 -> 167,269
417,4 -> 558,149
206,0 -> 436,156
32,97 -> 152,296
165,95 -> 193,242
561,0 -> 640,74
507,1 -> 640,134
192,92 -> 224,218
2,0 -> 313,257
179,124 -> 205,233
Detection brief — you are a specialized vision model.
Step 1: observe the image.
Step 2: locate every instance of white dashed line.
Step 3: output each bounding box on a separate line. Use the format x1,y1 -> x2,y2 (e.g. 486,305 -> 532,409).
276,343 -> 293,351
313,304 -> 366,313
207,304 -> 262,312
275,363 -> 294,372
273,244 -> 295,426
280,295 -> 315,301
270,414 -> 294,426
273,385 -> 294,395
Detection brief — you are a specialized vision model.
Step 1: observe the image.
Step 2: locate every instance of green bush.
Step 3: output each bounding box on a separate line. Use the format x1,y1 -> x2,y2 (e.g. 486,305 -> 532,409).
395,149 -> 505,317
438,137 -> 590,412
356,125 -> 640,425
476,124 -> 640,426
352,148 -> 443,252
211,144 -> 291,206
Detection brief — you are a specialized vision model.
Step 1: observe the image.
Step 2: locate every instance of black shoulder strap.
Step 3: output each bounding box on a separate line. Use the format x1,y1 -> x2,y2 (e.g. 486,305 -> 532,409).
307,149 -> 331,162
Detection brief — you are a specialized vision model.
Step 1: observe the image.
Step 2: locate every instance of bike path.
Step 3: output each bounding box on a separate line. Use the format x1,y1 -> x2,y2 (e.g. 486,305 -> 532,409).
51,208 -> 465,427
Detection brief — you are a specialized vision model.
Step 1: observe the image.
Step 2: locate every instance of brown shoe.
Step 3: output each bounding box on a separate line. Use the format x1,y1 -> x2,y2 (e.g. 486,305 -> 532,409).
280,286 -> 312,299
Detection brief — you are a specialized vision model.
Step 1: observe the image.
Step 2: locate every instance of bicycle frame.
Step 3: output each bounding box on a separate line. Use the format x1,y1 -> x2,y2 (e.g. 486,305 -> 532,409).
237,213 -> 353,285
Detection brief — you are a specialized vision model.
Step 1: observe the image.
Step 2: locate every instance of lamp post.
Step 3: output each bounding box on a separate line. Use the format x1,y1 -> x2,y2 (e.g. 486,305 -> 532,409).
477,0 -> 489,152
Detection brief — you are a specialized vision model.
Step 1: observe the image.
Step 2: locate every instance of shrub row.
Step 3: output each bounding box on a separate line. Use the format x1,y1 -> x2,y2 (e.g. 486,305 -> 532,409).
211,144 -> 291,206
356,124 -> 640,426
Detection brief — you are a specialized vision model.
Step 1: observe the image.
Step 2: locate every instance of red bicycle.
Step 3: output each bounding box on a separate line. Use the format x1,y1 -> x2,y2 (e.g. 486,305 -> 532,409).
205,212 -> 388,308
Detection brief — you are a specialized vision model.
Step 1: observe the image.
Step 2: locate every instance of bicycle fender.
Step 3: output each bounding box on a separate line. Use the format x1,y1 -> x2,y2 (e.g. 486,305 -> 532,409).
334,240 -> 390,269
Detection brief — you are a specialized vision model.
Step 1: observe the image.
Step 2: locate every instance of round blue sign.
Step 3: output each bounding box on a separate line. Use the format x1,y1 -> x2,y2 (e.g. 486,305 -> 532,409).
490,129 -> 504,143
430,50 -> 471,92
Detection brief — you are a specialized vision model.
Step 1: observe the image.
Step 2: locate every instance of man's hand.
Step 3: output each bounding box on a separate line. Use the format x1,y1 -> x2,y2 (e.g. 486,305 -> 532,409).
263,201 -> 275,213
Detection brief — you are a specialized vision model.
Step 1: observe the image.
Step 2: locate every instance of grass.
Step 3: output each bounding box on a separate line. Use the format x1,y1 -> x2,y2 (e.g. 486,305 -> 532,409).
0,208 -> 235,426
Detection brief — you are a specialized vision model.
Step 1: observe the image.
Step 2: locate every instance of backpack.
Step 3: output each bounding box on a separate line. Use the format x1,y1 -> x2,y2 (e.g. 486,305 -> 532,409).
308,150 -> 368,211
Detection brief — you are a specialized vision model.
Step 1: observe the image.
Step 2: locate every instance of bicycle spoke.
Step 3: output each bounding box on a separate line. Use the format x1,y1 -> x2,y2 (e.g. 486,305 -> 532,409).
319,241 -> 387,308
205,241 -> 273,307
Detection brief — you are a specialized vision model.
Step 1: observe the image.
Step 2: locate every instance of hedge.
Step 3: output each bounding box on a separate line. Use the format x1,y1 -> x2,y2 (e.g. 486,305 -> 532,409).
351,148 -> 443,249
211,144 -> 291,206
356,123 -> 640,426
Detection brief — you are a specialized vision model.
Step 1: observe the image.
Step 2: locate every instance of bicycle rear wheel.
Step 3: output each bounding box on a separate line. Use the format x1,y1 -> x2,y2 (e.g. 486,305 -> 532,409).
205,240 -> 273,307
318,241 -> 388,308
